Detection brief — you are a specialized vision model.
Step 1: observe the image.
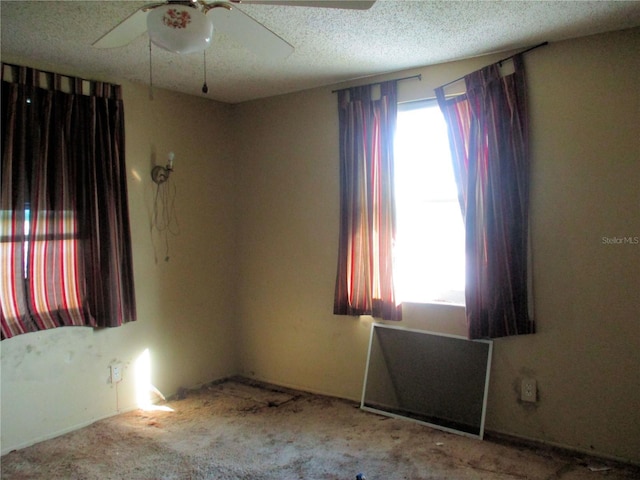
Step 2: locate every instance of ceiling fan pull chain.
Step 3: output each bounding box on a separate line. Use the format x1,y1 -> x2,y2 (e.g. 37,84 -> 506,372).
149,38 -> 154,100
202,50 -> 208,94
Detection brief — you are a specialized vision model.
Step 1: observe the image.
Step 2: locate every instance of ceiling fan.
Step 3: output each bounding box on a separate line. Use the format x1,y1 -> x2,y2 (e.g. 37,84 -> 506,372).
93,0 -> 376,60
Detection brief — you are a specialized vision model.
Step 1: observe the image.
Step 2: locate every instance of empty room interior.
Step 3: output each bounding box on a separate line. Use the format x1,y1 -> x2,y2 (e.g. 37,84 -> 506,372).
1,1 -> 639,478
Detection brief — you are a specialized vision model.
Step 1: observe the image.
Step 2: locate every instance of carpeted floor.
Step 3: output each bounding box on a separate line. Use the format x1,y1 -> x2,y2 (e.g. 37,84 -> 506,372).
1,378 -> 639,479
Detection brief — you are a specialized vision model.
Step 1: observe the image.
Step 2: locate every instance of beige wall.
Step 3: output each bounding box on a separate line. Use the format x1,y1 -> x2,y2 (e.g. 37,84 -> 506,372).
1,78 -> 240,453
232,28 -> 640,463
1,27 -> 638,464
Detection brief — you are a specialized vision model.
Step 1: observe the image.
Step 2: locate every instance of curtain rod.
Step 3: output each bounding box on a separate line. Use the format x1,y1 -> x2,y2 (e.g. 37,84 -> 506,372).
331,74 -> 422,94
1,61 -> 119,87
437,41 -> 548,90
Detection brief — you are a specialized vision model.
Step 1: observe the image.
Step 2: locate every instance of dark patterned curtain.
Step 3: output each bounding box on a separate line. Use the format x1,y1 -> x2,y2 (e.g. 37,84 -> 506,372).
435,54 -> 534,339
1,64 -> 136,339
333,81 -> 402,321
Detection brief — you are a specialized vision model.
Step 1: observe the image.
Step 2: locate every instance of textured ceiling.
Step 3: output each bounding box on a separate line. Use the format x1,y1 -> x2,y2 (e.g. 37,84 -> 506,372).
2,0 -> 640,104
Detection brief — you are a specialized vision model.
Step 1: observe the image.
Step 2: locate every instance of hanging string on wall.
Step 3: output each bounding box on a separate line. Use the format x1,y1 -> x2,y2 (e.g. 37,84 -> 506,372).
151,152 -> 180,262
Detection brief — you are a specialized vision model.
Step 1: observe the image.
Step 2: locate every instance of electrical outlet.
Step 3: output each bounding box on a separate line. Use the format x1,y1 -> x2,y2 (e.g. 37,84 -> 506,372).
521,378 -> 537,402
110,363 -> 123,384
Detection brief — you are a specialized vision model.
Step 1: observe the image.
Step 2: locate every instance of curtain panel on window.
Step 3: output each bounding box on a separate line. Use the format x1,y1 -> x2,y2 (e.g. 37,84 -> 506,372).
333,81 -> 402,321
0,64 -> 136,340
435,54 -> 534,339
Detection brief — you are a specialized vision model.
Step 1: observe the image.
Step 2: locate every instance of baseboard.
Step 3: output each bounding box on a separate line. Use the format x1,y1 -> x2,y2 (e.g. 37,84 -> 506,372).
233,374 -> 360,404
484,429 -> 640,468
1,405 -> 138,457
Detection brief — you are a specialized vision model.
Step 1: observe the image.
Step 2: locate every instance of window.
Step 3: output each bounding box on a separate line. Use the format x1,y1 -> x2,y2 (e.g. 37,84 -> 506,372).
1,63 -> 136,340
393,100 -> 465,305
1,205 -> 85,326
23,206 -> 30,278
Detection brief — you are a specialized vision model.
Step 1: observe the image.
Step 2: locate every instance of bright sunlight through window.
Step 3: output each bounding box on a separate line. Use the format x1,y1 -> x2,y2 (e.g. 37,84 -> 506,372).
394,101 -> 465,305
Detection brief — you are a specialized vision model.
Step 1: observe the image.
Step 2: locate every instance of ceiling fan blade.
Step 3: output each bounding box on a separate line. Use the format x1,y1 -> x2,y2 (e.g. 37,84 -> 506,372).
93,6 -> 155,48
208,6 -> 294,60
232,0 -> 376,9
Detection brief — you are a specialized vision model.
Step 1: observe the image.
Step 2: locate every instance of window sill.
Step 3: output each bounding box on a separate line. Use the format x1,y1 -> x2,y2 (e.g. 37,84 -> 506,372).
401,300 -> 465,308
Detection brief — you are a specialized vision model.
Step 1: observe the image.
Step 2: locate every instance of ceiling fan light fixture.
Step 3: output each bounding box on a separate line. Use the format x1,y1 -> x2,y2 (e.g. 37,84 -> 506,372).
147,4 -> 213,54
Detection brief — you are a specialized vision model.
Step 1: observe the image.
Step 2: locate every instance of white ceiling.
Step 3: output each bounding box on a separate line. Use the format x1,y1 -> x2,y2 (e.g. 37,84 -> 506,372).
2,0 -> 640,104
